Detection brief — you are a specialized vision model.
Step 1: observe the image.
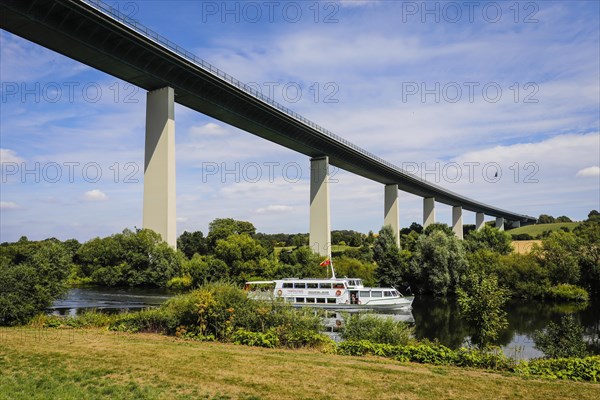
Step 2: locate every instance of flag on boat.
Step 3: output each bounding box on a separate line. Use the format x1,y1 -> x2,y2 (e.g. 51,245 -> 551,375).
320,257 -> 331,267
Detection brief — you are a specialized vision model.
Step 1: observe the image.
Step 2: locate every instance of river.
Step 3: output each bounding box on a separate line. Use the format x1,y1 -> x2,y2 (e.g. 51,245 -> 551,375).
51,287 -> 599,359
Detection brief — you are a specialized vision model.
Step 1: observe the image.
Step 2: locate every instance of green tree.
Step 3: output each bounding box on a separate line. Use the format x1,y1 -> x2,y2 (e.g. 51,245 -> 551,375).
573,220 -> 600,296
457,273 -> 510,349
214,234 -> 266,282
532,315 -> 588,358
333,256 -> 377,286
423,223 -> 454,237
177,231 -> 207,258
538,214 -> 556,224
373,226 -> 409,289
465,225 -> 513,255
536,231 -> 581,285
1,242 -> 71,326
207,218 -> 256,249
410,230 -> 468,295
556,216 -> 573,223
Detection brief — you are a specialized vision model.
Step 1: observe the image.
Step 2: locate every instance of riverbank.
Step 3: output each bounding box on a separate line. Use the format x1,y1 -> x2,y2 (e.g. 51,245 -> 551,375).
1,327 -> 597,400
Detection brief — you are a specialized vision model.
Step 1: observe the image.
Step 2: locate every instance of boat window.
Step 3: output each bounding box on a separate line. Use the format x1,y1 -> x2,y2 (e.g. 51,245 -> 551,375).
326,298 -> 336,304
371,291 -> 383,297
332,282 -> 345,289
319,283 -> 332,289
307,283 -> 318,289
283,283 -> 293,288
295,297 -> 304,303
306,298 -> 315,303
393,290 -> 400,296
384,291 -> 393,297
359,291 -> 370,297
294,283 -> 306,289
316,298 -> 326,303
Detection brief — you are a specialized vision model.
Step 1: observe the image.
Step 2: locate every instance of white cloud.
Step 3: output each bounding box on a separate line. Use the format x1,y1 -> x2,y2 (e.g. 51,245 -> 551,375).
0,148 -> 24,163
576,166 -> 600,177
256,205 -> 294,214
189,123 -> 228,137
0,201 -> 21,210
82,190 -> 107,201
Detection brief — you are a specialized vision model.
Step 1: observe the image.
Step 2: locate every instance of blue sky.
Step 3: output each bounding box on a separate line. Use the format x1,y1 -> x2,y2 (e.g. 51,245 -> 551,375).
1,0 -> 599,242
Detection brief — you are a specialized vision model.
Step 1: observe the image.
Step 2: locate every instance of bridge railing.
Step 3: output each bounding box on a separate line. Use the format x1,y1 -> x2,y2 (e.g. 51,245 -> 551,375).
81,0 -> 410,175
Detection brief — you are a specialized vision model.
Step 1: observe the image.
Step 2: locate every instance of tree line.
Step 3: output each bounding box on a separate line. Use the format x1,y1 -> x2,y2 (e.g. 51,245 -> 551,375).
1,212 -> 598,326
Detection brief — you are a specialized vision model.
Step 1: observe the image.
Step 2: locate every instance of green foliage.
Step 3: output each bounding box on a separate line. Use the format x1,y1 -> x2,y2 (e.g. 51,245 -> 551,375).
538,214 -> 556,224
465,225 -> 513,255
547,284 -> 589,302
340,313 -> 414,345
108,282 -> 327,349
494,253 -> 550,299
30,310 -> 115,328
573,220 -> 600,296
336,340 -> 513,370
514,356 -> 600,382
423,223 -> 454,237
0,241 -> 71,326
177,230 -> 207,258
213,234 -> 266,283
457,273 -> 510,349
373,225 -> 409,289
166,274 -> 193,291
535,231 -> 581,285
410,230 -> 468,295
75,229 -> 183,287
511,233 -> 534,240
207,218 -> 256,248
332,256 -> 376,286
533,315 -> 589,359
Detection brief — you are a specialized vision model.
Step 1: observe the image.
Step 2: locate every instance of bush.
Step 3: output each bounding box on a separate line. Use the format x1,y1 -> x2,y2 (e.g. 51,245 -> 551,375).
533,315 -> 588,359
110,308 -> 178,334
511,233 -> 533,240
514,356 -> 600,382
0,242 -> 71,326
341,313 -> 414,345
547,284 -> 589,302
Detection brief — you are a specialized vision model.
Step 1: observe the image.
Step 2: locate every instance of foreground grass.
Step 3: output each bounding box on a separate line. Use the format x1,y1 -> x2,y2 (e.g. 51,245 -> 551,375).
1,328 -> 598,400
509,222 -> 581,237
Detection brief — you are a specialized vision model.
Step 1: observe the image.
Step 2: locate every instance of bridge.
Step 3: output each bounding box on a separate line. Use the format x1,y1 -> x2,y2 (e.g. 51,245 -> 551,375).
0,0 -> 537,253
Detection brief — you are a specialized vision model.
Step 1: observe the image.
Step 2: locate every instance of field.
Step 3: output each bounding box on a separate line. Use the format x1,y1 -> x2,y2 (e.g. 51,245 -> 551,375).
1,328 -> 598,400
511,240 -> 542,254
509,222 -> 581,238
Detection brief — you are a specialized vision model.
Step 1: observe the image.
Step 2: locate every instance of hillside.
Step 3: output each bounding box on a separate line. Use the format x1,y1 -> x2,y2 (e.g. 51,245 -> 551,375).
509,222 -> 581,238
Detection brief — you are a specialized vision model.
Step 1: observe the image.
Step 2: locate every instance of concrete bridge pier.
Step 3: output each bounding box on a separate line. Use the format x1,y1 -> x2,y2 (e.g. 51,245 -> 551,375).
475,212 -> 485,230
309,156 -> 331,256
452,206 -> 463,239
143,87 -> 177,248
423,197 -> 435,227
496,217 -> 505,231
384,184 -> 400,247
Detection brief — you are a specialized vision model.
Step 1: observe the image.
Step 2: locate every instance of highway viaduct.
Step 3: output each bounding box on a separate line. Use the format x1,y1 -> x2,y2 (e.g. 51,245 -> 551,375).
0,0 -> 537,254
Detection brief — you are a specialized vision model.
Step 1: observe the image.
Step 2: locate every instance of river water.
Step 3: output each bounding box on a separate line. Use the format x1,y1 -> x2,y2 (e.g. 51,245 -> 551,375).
51,287 -> 599,360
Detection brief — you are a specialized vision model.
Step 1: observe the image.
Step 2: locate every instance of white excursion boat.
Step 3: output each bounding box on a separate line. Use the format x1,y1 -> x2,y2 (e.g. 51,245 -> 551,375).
244,258 -> 413,311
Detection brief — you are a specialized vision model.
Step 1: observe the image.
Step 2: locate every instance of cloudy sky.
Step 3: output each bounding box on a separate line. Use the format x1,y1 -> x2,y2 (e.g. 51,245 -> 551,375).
1,0 -> 599,242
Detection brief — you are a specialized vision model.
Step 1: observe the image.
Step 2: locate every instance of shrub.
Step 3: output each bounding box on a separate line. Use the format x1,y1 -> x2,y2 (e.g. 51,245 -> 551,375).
457,273 -> 510,349
341,313 -> 414,345
514,356 -> 600,382
0,242 -> 71,326
110,308 -> 178,334
547,284 -> 589,302
533,315 -> 588,359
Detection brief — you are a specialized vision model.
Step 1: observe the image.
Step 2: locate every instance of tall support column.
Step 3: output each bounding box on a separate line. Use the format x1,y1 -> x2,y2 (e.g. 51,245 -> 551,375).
309,156 -> 331,256
495,217 -> 505,231
143,87 -> 176,248
384,184 -> 400,247
423,197 -> 435,227
452,206 -> 463,240
512,221 -> 521,229
475,212 -> 485,230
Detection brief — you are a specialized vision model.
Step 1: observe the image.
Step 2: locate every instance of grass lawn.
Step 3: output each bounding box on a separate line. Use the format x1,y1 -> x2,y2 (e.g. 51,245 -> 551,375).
1,328 -> 598,399
509,222 -> 581,237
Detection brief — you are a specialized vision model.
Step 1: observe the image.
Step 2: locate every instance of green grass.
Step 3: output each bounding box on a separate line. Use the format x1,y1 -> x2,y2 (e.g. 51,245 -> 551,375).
509,222 -> 581,237
1,327 -> 599,399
